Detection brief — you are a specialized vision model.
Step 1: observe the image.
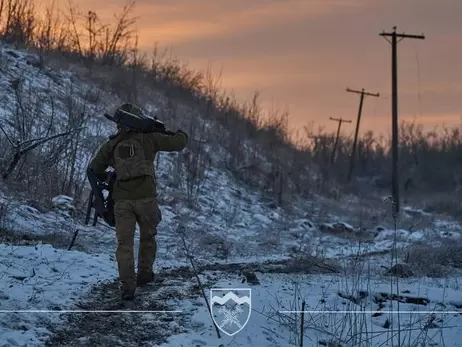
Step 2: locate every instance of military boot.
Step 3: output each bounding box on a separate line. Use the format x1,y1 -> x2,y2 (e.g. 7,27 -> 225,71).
121,283 -> 136,300
121,290 -> 135,300
137,271 -> 155,287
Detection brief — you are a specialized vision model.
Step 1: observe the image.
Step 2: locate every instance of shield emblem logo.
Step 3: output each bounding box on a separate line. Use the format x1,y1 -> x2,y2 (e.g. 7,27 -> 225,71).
210,288 -> 252,336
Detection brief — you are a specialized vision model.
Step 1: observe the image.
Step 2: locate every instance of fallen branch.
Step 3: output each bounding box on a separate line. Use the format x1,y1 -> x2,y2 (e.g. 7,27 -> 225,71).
0,123 -> 15,146
2,127 -> 84,180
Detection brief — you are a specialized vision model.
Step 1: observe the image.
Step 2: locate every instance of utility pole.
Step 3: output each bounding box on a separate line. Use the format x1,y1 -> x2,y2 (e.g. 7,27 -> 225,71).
380,26 -> 425,213
346,88 -> 379,182
329,117 -> 352,164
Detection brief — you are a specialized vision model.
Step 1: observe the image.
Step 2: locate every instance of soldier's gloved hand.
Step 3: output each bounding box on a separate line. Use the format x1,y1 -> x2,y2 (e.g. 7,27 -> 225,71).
164,130 -> 176,135
176,129 -> 188,137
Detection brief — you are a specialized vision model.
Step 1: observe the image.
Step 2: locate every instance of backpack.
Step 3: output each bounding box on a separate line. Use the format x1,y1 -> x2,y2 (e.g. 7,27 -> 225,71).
112,133 -> 154,181
85,132 -> 153,228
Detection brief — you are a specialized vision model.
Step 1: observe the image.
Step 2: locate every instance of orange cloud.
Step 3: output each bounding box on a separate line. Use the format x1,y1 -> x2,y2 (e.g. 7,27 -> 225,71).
36,0 -> 462,138
134,0 -> 364,45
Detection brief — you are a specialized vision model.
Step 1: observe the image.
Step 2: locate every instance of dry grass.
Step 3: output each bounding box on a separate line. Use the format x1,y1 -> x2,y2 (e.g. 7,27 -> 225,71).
0,0 -> 460,214
405,239 -> 462,277
413,191 -> 462,220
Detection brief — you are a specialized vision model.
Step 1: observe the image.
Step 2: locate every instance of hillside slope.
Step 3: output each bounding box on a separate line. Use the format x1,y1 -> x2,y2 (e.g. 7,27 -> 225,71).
0,45 -> 461,347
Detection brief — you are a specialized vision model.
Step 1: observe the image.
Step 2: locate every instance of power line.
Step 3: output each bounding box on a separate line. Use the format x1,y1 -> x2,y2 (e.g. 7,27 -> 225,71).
379,26 -> 425,214
329,117 -> 352,164
346,88 -> 379,182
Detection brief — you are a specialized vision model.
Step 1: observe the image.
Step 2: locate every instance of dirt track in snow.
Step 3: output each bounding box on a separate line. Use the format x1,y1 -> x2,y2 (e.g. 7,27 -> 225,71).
45,257 -> 339,346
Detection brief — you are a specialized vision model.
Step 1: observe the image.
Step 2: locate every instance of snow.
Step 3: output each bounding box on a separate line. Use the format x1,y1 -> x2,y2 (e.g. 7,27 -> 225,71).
51,196 -> 75,211
2,182 -> 462,346
402,206 -> 433,216
0,45 -> 461,346
374,228 -> 415,241
2,174 -> 462,346
0,243 -> 116,346
161,274 -> 462,347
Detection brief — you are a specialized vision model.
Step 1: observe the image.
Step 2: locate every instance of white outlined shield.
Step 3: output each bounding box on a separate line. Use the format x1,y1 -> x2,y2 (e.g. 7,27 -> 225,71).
210,288 -> 252,337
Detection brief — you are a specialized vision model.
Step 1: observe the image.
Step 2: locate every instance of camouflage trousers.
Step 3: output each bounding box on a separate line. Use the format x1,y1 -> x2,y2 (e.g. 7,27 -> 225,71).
114,197 -> 162,291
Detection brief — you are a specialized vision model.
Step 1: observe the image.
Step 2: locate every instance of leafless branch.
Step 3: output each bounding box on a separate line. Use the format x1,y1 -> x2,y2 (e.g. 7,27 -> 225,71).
2,126 -> 84,180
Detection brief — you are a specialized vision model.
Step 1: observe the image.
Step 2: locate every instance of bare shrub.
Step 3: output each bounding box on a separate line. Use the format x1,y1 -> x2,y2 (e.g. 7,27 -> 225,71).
181,119 -> 211,203
0,69 -> 102,206
405,239 -> 462,277
0,199 -> 12,231
266,234 -> 455,347
417,190 -> 462,219
0,0 -> 460,213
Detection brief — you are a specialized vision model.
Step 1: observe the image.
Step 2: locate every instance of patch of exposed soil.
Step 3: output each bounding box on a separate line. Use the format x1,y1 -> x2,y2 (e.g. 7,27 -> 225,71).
0,228 -> 75,250
45,256 -> 339,346
45,277 -> 201,347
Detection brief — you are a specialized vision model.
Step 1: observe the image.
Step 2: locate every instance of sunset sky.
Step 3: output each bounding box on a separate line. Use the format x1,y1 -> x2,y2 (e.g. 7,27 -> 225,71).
69,0 -> 462,136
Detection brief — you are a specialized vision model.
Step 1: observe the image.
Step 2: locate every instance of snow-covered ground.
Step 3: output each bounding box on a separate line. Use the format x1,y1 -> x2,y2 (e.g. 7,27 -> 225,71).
165,274 -> 462,347
0,45 -> 461,347
0,243 -> 116,346
1,177 -> 462,346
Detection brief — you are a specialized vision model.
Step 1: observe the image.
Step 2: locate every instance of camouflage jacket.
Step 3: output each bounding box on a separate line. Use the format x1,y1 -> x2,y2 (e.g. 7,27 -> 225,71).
89,130 -> 188,200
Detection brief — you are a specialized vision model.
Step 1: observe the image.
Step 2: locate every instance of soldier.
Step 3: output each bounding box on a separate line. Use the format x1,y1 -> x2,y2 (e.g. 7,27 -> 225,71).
89,103 -> 188,300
